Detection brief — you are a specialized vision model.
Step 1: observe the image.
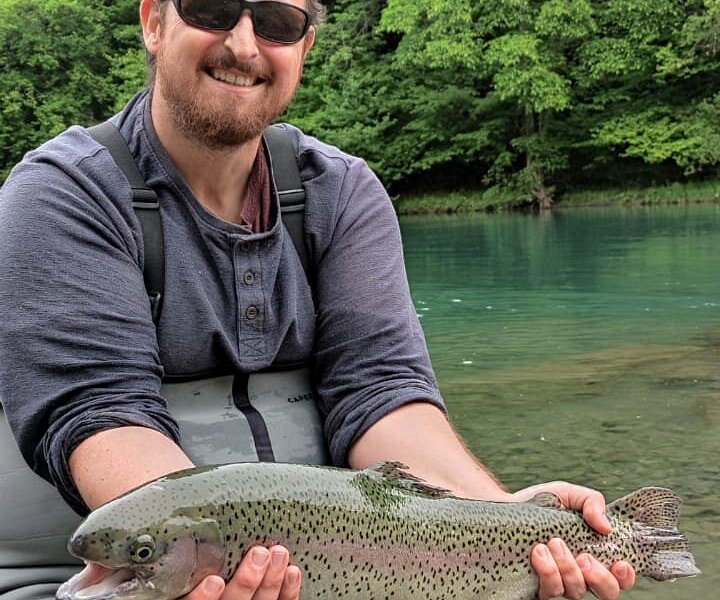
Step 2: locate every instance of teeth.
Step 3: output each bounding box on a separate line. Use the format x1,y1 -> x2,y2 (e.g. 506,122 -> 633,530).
210,69 -> 257,87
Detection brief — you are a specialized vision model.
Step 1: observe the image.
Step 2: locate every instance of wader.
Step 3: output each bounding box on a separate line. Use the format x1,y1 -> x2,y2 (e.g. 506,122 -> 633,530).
0,124 -> 327,599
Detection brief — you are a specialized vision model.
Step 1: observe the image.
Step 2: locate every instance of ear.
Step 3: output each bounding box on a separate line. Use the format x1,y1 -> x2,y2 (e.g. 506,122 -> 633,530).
140,0 -> 162,55
302,27 -> 316,58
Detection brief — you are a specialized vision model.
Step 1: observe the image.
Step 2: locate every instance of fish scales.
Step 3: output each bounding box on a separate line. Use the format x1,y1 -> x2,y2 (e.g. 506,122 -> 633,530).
57,462 -> 700,600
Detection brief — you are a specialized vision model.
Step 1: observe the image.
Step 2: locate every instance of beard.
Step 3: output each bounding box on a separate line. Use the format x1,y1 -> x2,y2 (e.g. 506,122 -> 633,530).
155,45 -> 297,150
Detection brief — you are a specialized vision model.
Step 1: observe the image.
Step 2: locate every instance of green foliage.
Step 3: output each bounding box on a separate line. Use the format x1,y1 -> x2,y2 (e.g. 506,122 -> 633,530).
0,0 -> 145,181
591,95 -> 720,174
536,0 -> 596,40
287,0 -> 503,184
3,0 -> 720,204
484,33 -> 572,112
379,0 -> 480,69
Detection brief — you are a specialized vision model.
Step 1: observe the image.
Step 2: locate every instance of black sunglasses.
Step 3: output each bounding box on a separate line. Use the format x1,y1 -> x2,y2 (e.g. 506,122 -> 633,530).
171,0 -> 311,44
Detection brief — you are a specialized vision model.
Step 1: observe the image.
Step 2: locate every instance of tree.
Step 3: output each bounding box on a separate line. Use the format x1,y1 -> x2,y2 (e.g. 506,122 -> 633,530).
583,0 -> 720,180
288,0 -> 513,192
379,0 -> 592,205
0,0 -> 145,182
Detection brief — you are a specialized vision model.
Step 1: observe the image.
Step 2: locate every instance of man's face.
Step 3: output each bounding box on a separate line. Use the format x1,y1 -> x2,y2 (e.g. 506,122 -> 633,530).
143,0 -> 315,150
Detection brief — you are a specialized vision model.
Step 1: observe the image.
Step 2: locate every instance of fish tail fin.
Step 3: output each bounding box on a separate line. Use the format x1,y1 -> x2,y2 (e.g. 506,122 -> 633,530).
607,487 -> 701,581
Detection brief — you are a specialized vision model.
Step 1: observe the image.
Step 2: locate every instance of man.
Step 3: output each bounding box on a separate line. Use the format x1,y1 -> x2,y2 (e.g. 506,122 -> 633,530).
0,1 -> 635,600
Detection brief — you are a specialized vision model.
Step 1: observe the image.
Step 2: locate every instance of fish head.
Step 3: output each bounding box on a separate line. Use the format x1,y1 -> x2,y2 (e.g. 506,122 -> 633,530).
57,515 -> 226,600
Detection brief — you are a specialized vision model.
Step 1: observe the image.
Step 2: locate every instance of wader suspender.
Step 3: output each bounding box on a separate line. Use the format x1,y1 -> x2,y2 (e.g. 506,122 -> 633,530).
87,122 -> 309,323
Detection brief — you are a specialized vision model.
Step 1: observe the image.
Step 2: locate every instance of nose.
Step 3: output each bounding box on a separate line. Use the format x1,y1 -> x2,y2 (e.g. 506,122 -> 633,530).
68,534 -> 87,557
224,11 -> 259,59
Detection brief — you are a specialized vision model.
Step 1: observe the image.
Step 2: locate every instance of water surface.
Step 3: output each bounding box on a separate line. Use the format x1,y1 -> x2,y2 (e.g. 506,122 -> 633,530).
400,204 -> 719,599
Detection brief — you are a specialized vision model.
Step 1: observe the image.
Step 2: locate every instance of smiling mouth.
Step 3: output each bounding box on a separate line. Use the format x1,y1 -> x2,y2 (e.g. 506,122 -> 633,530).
208,68 -> 265,88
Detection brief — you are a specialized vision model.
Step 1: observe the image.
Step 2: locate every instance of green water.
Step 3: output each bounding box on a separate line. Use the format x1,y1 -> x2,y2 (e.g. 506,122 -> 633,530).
400,204 -> 719,599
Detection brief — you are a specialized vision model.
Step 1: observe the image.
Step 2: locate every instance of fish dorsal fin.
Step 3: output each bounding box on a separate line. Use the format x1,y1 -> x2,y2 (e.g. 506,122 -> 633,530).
367,461 -> 453,499
528,492 -> 565,509
606,487 -> 682,528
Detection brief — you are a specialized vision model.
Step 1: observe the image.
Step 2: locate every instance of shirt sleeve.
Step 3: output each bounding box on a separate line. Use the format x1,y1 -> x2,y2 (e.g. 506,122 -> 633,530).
303,149 -> 446,464
0,129 -> 179,514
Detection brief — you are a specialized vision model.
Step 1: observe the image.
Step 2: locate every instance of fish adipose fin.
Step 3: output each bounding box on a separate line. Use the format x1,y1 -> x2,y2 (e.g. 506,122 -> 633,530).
607,487 -> 701,581
367,461 -> 453,498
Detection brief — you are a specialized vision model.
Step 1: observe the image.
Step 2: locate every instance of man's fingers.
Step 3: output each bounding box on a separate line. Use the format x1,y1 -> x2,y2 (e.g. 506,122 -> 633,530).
253,547 -> 292,600
543,484 -> 611,535
532,543 -> 565,600
223,546 -> 291,600
611,561 -> 636,591
549,539 -> 587,600
182,575 -> 225,600
577,554 -> 622,600
278,566 -> 302,600
533,539 -> 588,600
179,545 -> 301,600
223,546 -> 271,598
577,492 -> 612,535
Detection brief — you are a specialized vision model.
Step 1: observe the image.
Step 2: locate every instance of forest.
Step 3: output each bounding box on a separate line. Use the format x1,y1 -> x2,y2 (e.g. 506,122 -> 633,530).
2,0 -> 720,208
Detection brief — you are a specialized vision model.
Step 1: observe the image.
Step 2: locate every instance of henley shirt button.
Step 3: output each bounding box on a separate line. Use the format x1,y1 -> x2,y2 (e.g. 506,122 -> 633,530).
245,305 -> 259,320
243,271 -> 256,285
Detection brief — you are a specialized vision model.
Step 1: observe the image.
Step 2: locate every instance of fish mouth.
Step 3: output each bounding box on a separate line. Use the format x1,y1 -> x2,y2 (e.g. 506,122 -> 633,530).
57,563 -> 144,600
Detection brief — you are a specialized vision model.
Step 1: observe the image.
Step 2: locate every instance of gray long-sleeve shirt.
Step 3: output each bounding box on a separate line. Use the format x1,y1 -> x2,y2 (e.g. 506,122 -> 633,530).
0,91 -> 443,513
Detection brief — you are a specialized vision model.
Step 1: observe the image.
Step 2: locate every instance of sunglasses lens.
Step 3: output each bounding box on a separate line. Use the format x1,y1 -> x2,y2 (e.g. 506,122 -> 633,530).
179,0 -> 237,30
177,1 -> 309,43
253,2 -> 309,43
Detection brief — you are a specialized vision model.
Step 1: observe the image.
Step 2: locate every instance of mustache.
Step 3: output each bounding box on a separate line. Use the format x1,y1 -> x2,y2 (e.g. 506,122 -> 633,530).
203,51 -> 272,81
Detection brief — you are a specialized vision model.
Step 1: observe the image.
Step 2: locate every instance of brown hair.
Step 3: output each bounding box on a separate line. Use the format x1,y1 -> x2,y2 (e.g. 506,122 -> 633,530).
305,0 -> 327,25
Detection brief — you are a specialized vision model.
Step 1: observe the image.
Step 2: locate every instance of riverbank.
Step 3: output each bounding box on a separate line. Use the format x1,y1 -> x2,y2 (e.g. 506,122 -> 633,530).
393,180 -> 720,215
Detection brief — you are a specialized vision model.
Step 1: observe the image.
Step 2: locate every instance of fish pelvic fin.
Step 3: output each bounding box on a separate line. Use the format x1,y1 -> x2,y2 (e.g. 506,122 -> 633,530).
607,487 -> 701,581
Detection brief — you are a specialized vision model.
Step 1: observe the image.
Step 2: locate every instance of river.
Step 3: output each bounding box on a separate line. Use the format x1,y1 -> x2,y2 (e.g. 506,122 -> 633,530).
400,204 -> 719,599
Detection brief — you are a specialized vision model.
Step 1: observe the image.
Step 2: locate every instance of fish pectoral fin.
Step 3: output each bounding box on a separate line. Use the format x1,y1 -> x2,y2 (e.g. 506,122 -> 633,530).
364,461 -> 453,499
527,492 -> 565,510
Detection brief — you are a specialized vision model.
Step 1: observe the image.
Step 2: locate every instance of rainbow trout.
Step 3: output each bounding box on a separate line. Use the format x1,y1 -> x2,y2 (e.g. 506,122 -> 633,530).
57,462 -> 700,600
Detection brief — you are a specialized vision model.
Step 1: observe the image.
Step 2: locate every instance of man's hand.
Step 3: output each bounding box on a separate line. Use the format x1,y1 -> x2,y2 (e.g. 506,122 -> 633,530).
512,482 -> 636,600
184,546 -> 301,600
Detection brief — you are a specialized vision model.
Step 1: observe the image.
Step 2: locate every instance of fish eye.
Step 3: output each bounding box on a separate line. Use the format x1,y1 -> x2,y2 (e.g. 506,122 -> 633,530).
130,534 -> 156,563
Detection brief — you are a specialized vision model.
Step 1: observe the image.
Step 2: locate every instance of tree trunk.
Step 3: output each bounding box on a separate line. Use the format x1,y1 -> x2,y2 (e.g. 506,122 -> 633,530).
524,111 -> 553,209
536,180 -> 553,209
